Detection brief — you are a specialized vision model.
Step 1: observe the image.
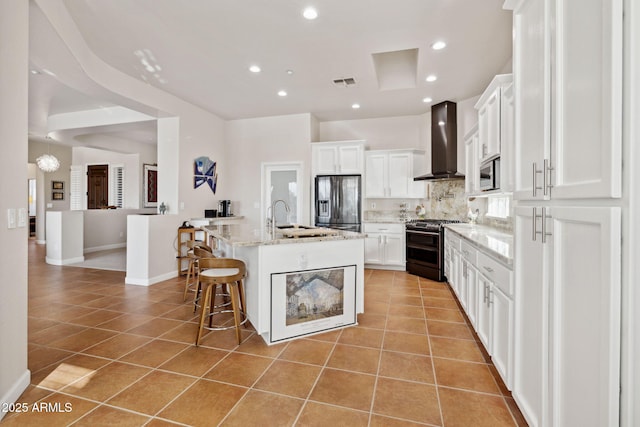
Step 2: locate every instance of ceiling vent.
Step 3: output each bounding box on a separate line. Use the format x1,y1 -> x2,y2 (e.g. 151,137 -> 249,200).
333,77 -> 356,87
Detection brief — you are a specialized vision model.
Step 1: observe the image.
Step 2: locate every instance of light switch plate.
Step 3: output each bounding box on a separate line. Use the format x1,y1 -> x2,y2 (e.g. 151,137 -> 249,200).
7,208 -> 16,229
18,208 -> 27,227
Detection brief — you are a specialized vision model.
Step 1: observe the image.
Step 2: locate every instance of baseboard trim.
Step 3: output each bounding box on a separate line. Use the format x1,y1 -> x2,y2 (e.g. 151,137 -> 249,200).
364,264 -> 406,271
45,256 -> 85,265
84,243 -> 126,254
125,270 -> 177,286
0,369 -> 30,421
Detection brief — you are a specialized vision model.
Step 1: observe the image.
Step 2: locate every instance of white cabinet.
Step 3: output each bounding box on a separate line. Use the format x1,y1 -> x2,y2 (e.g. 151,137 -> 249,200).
446,229 -> 514,390
511,0 -> 622,201
464,125 -> 479,195
513,206 -> 621,427
363,223 -> 405,270
312,141 -> 365,175
475,74 -> 513,164
365,150 -> 426,198
500,83 -> 515,193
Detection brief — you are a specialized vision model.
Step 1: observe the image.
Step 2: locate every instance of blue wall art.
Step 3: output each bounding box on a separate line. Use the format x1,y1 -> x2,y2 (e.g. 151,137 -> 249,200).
194,156 -> 217,194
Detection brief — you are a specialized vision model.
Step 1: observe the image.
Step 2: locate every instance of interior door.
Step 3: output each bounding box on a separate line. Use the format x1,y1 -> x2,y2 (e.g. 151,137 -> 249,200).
87,164 -> 108,209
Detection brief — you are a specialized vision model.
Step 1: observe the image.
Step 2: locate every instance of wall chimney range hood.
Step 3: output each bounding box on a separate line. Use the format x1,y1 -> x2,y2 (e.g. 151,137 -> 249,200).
414,100 -> 465,181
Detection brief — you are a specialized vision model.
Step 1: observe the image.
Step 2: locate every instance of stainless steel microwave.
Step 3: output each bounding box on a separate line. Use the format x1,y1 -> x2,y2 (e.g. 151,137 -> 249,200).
480,157 -> 500,191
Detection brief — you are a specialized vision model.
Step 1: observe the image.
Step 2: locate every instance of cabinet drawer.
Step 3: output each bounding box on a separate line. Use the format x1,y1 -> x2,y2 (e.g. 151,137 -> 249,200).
445,230 -> 461,251
477,251 -> 513,296
460,240 -> 477,264
363,223 -> 404,234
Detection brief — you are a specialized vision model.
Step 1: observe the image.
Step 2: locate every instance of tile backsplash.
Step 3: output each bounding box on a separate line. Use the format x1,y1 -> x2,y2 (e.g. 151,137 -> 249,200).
364,179 -> 513,232
426,180 -> 467,220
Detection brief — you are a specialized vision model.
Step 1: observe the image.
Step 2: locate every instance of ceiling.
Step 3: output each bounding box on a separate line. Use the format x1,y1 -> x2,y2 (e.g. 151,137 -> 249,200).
28,0 -> 512,150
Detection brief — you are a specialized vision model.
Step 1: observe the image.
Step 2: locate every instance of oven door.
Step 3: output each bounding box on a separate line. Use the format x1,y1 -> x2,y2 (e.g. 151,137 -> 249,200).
406,229 -> 442,280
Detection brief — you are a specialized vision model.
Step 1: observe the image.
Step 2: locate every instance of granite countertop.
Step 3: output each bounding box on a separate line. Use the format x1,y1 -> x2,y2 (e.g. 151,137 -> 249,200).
363,218 -> 412,224
202,224 -> 365,247
444,223 -> 514,266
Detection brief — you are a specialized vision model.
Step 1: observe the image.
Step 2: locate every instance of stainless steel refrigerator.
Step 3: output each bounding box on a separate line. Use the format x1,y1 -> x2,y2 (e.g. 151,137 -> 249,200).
314,175 -> 361,232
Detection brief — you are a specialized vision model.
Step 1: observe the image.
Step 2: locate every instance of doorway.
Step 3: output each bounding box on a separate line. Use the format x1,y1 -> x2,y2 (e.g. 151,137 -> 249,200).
261,162 -> 304,229
87,164 -> 108,209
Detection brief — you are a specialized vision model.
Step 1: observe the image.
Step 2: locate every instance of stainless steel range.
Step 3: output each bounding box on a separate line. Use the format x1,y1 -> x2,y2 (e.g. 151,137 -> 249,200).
406,219 -> 461,281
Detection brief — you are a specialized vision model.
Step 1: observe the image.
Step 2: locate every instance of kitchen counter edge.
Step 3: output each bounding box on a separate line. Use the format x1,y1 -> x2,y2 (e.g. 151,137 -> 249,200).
202,224 -> 366,247
444,223 -> 514,267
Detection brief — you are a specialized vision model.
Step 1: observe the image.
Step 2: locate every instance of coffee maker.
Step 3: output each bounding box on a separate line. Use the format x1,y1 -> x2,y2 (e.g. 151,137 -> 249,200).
218,200 -> 232,217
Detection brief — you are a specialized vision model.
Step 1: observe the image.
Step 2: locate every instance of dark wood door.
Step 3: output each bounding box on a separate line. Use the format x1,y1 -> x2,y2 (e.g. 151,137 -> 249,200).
87,165 -> 108,209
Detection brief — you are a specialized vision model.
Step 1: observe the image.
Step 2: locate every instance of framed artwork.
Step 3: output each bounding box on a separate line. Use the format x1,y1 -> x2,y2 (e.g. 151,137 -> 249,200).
193,156 -> 217,194
143,164 -> 158,208
52,191 -> 64,200
270,265 -> 357,343
52,181 -> 64,190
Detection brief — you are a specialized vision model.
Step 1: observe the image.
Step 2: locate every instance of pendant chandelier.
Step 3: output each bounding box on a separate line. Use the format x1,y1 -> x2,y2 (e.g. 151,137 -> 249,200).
36,139 -> 60,172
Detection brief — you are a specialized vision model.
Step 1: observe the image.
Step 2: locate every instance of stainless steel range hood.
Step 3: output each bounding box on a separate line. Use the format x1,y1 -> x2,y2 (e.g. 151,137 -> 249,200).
414,101 -> 465,181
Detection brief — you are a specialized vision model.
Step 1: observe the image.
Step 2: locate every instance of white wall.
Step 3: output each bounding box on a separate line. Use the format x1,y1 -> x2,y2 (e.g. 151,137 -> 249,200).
319,97 -> 480,177
73,146 -> 146,209
226,114 -> 314,227
83,209 -> 151,252
0,0 -> 30,417
28,140 -> 73,211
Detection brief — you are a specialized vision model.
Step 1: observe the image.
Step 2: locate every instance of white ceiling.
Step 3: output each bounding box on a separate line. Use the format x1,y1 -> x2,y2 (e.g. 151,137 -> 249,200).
28,0 -> 512,149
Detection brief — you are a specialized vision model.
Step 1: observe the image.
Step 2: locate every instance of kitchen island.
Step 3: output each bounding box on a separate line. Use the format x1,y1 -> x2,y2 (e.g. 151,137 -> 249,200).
202,224 -> 366,344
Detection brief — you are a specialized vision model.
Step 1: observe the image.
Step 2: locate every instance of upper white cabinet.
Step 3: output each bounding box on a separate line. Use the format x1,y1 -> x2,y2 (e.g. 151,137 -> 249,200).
475,74 -> 513,164
511,0 -> 622,201
312,140 -> 365,175
365,149 -> 426,198
464,125 -> 479,195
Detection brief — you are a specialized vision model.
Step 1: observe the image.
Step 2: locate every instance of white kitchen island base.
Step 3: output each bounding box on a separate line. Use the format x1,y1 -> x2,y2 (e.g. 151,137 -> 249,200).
205,225 -> 365,345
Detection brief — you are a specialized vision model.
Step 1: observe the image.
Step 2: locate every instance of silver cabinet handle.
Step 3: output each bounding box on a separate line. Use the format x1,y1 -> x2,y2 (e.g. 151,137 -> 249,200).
483,266 -> 494,273
488,289 -> 494,306
483,283 -> 488,303
532,207 -> 538,241
532,162 -> 543,197
544,158 -> 554,196
542,207 -> 552,243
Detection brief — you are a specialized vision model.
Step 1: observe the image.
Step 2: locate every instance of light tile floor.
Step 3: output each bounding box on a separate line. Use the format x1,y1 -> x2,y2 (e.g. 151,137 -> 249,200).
1,240 -> 527,426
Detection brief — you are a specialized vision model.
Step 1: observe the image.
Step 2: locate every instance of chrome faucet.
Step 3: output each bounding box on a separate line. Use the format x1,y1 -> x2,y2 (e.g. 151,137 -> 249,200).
270,199 -> 290,235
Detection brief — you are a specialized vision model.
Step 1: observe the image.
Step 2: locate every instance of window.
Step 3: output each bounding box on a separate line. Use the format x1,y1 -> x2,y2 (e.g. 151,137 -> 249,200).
110,165 -> 124,208
486,195 -> 511,219
70,166 -> 83,211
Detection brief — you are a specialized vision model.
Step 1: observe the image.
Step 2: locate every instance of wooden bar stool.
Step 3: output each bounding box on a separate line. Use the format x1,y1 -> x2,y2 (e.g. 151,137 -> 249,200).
182,241 -> 213,302
195,257 -> 248,345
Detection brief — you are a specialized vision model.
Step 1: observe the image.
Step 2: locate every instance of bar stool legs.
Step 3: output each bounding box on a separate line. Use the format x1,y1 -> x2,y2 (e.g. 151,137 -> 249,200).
194,258 -> 247,346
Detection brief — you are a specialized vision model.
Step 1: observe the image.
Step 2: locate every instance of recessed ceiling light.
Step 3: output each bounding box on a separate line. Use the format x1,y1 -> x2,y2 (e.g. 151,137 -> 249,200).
352,103 -> 360,109
30,69 -> 40,75
249,65 -> 261,73
425,74 -> 437,82
303,7 -> 318,20
422,97 -> 433,103
278,90 -> 287,97
431,41 -> 447,50
286,69 -> 294,75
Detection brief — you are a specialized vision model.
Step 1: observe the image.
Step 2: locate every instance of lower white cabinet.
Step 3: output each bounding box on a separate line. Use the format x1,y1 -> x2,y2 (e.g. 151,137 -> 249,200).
513,205 -> 621,427
445,229 -> 514,390
364,223 -> 405,270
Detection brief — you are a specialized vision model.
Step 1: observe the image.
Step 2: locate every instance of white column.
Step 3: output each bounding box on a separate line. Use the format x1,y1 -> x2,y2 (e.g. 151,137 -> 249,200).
0,0 -> 30,418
